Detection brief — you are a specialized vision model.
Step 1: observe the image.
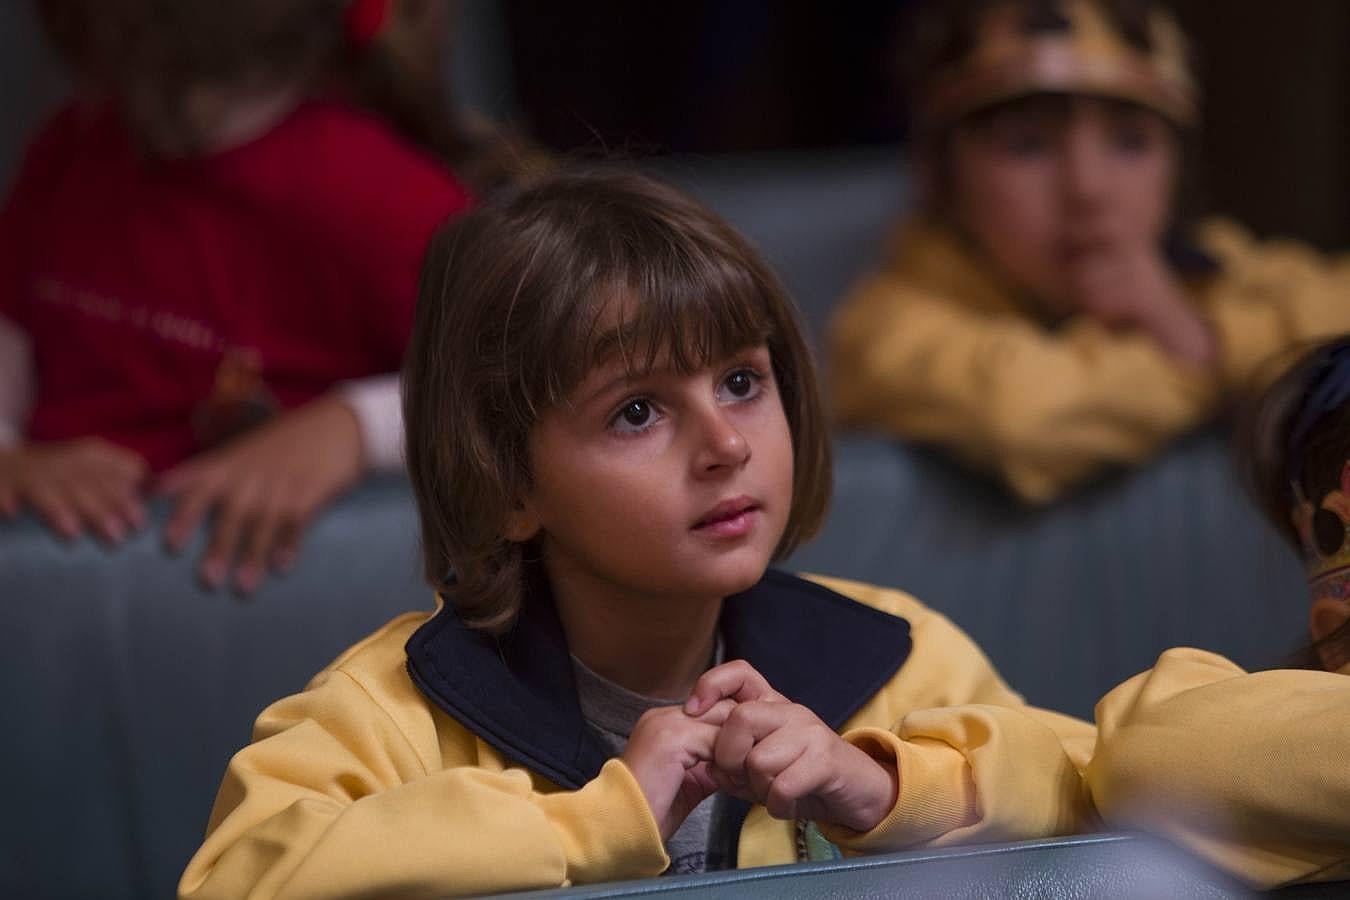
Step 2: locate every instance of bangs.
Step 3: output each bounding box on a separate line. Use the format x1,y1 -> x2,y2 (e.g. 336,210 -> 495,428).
520,211 -> 784,413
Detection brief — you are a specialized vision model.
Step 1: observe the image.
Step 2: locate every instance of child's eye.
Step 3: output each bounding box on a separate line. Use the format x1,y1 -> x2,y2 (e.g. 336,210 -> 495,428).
609,397 -> 660,434
717,368 -> 763,402
1111,124 -> 1154,156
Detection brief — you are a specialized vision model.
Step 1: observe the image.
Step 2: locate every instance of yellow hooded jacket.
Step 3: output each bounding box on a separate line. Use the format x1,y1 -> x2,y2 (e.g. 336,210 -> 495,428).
179,571 -> 1096,899
830,219 -> 1350,503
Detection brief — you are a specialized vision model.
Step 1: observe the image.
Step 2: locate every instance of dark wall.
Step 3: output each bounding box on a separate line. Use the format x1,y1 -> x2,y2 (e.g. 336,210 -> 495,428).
1174,1 -> 1350,249
0,2 -> 66,195
503,0 -> 912,154
2,2 -> 1348,250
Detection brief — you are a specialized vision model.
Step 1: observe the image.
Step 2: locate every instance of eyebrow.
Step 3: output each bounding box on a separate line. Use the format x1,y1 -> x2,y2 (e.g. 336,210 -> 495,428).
580,369 -> 645,407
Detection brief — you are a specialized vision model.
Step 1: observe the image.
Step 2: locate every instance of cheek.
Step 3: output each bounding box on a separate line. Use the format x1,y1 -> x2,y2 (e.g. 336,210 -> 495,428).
951,153 -> 1059,267
751,398 -> 797,514
1109,152 -> 1176,238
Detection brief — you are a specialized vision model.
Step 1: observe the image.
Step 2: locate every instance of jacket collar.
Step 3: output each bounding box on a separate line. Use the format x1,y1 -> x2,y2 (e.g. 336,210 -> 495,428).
405,569 -> 913,790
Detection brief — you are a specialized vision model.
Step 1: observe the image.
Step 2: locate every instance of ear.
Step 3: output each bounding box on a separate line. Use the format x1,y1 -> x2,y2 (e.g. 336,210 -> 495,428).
1309,596 -> 1350,670
503,499 -> 541,543
1339,461 -> 1350,496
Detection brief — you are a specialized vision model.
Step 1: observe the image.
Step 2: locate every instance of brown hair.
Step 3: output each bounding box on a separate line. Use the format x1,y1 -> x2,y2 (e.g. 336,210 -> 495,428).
33,0 -> 531,192
403,169 -> 832,633
1237,335 -> 1350,670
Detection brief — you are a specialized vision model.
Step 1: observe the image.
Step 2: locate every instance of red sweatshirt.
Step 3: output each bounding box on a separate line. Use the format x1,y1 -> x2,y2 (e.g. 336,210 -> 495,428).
0,99 -> 472,471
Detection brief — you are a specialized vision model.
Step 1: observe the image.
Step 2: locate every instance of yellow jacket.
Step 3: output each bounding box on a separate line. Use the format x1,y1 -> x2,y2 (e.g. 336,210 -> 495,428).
179,571 -> 1096,899
1087,647 -> 1350,889
829,219 -> 1350,503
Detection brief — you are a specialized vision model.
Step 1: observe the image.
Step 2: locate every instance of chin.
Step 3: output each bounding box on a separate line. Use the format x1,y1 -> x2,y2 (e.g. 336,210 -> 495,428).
701,549 -> 774,598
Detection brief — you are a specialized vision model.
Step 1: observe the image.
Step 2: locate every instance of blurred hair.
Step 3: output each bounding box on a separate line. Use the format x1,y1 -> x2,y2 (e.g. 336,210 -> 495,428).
32,0 -> 534,192
403,169 -> 831,633
1236,335 -> 1350,671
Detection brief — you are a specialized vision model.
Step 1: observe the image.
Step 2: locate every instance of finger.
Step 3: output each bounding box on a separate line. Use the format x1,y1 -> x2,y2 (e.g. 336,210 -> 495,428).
65,482 -> 129,544
93,464 -> 149,531
105,447 -> 150,485
270,519 -> 303,573
116,490 -> 147,532
713,700 -> 792,781
685,660 -> 784,715
266,494 -> 322,574
88,473 -> 146,535
0,484 -> 18,518
745,730 -> 812,805
763,750 -> 832,823
26,484 -> 82,540
707,763 -> 755,802
234,499 -> 288,593
689,697 -> 738,728
683,760 -> 720,797
154,456 -> 208,497
201,486 -> 261,589
162,475 -> 222,552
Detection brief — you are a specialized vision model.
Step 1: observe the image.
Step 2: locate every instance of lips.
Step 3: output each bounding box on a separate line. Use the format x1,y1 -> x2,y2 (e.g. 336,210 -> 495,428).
693,496 -> 759,534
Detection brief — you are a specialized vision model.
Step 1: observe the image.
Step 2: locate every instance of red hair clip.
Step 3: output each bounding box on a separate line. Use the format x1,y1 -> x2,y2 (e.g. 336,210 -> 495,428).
345,0 -> 393,50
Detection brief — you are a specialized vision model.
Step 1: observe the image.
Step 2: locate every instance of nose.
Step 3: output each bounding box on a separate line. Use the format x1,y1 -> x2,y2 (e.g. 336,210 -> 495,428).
1061,120 -> 1112,213
692,404 -> 751,477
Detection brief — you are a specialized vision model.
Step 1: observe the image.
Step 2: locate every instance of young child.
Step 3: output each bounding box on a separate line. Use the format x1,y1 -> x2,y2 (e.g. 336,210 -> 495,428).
179,171 -> 1097,898
1085,337 -> 1350,888
829,0 -> 1350,504
0,0 -> 521,592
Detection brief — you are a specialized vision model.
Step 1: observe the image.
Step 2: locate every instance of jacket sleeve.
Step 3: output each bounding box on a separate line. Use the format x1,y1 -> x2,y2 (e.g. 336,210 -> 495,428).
1200,219 -> 1350,391
178,666 -> 669,900
811,584 -> 1098,852
1085,647 -> 1350,888
335,373 -> 404,472
828,273 -> 1215,504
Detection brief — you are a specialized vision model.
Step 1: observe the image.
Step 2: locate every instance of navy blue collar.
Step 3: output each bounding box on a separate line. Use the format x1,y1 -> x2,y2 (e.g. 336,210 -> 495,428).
405,569 -> 913,790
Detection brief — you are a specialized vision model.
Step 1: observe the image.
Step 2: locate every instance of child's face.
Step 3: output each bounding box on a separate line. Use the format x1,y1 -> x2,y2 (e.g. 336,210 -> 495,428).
945,95 -> 1178,314
517,341 -> 794,605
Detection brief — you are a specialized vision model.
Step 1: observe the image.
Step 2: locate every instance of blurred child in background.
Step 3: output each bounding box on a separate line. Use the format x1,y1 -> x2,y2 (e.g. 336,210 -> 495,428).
0,0 -> 525,591
1086,336 -> 1350,887
829,0 -> 1350,503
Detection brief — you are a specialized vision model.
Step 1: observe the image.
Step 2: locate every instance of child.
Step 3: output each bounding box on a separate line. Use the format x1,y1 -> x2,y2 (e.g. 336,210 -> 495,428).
0,0 -> 521,592
179,171 -> 1097,898
1085,337 -> 1350,888
829,0 -> 1350,504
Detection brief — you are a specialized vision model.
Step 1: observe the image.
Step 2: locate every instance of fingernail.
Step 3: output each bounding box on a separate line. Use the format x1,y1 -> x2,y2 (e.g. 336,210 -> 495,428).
202,560 -> 226,588
235,565 -> 261,593
104,519 -> 126,542
684,699 -> 701,715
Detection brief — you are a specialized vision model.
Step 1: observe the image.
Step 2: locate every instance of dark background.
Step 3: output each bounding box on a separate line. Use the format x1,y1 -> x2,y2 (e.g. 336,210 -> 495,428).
3,0 -> 1349,249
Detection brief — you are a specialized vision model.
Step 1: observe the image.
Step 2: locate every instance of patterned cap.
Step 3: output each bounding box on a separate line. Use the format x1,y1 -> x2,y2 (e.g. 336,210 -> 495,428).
919,0 -> 1197,129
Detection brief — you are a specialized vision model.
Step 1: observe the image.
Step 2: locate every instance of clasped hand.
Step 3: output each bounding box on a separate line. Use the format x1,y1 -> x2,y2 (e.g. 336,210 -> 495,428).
620,660 -> 899,841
